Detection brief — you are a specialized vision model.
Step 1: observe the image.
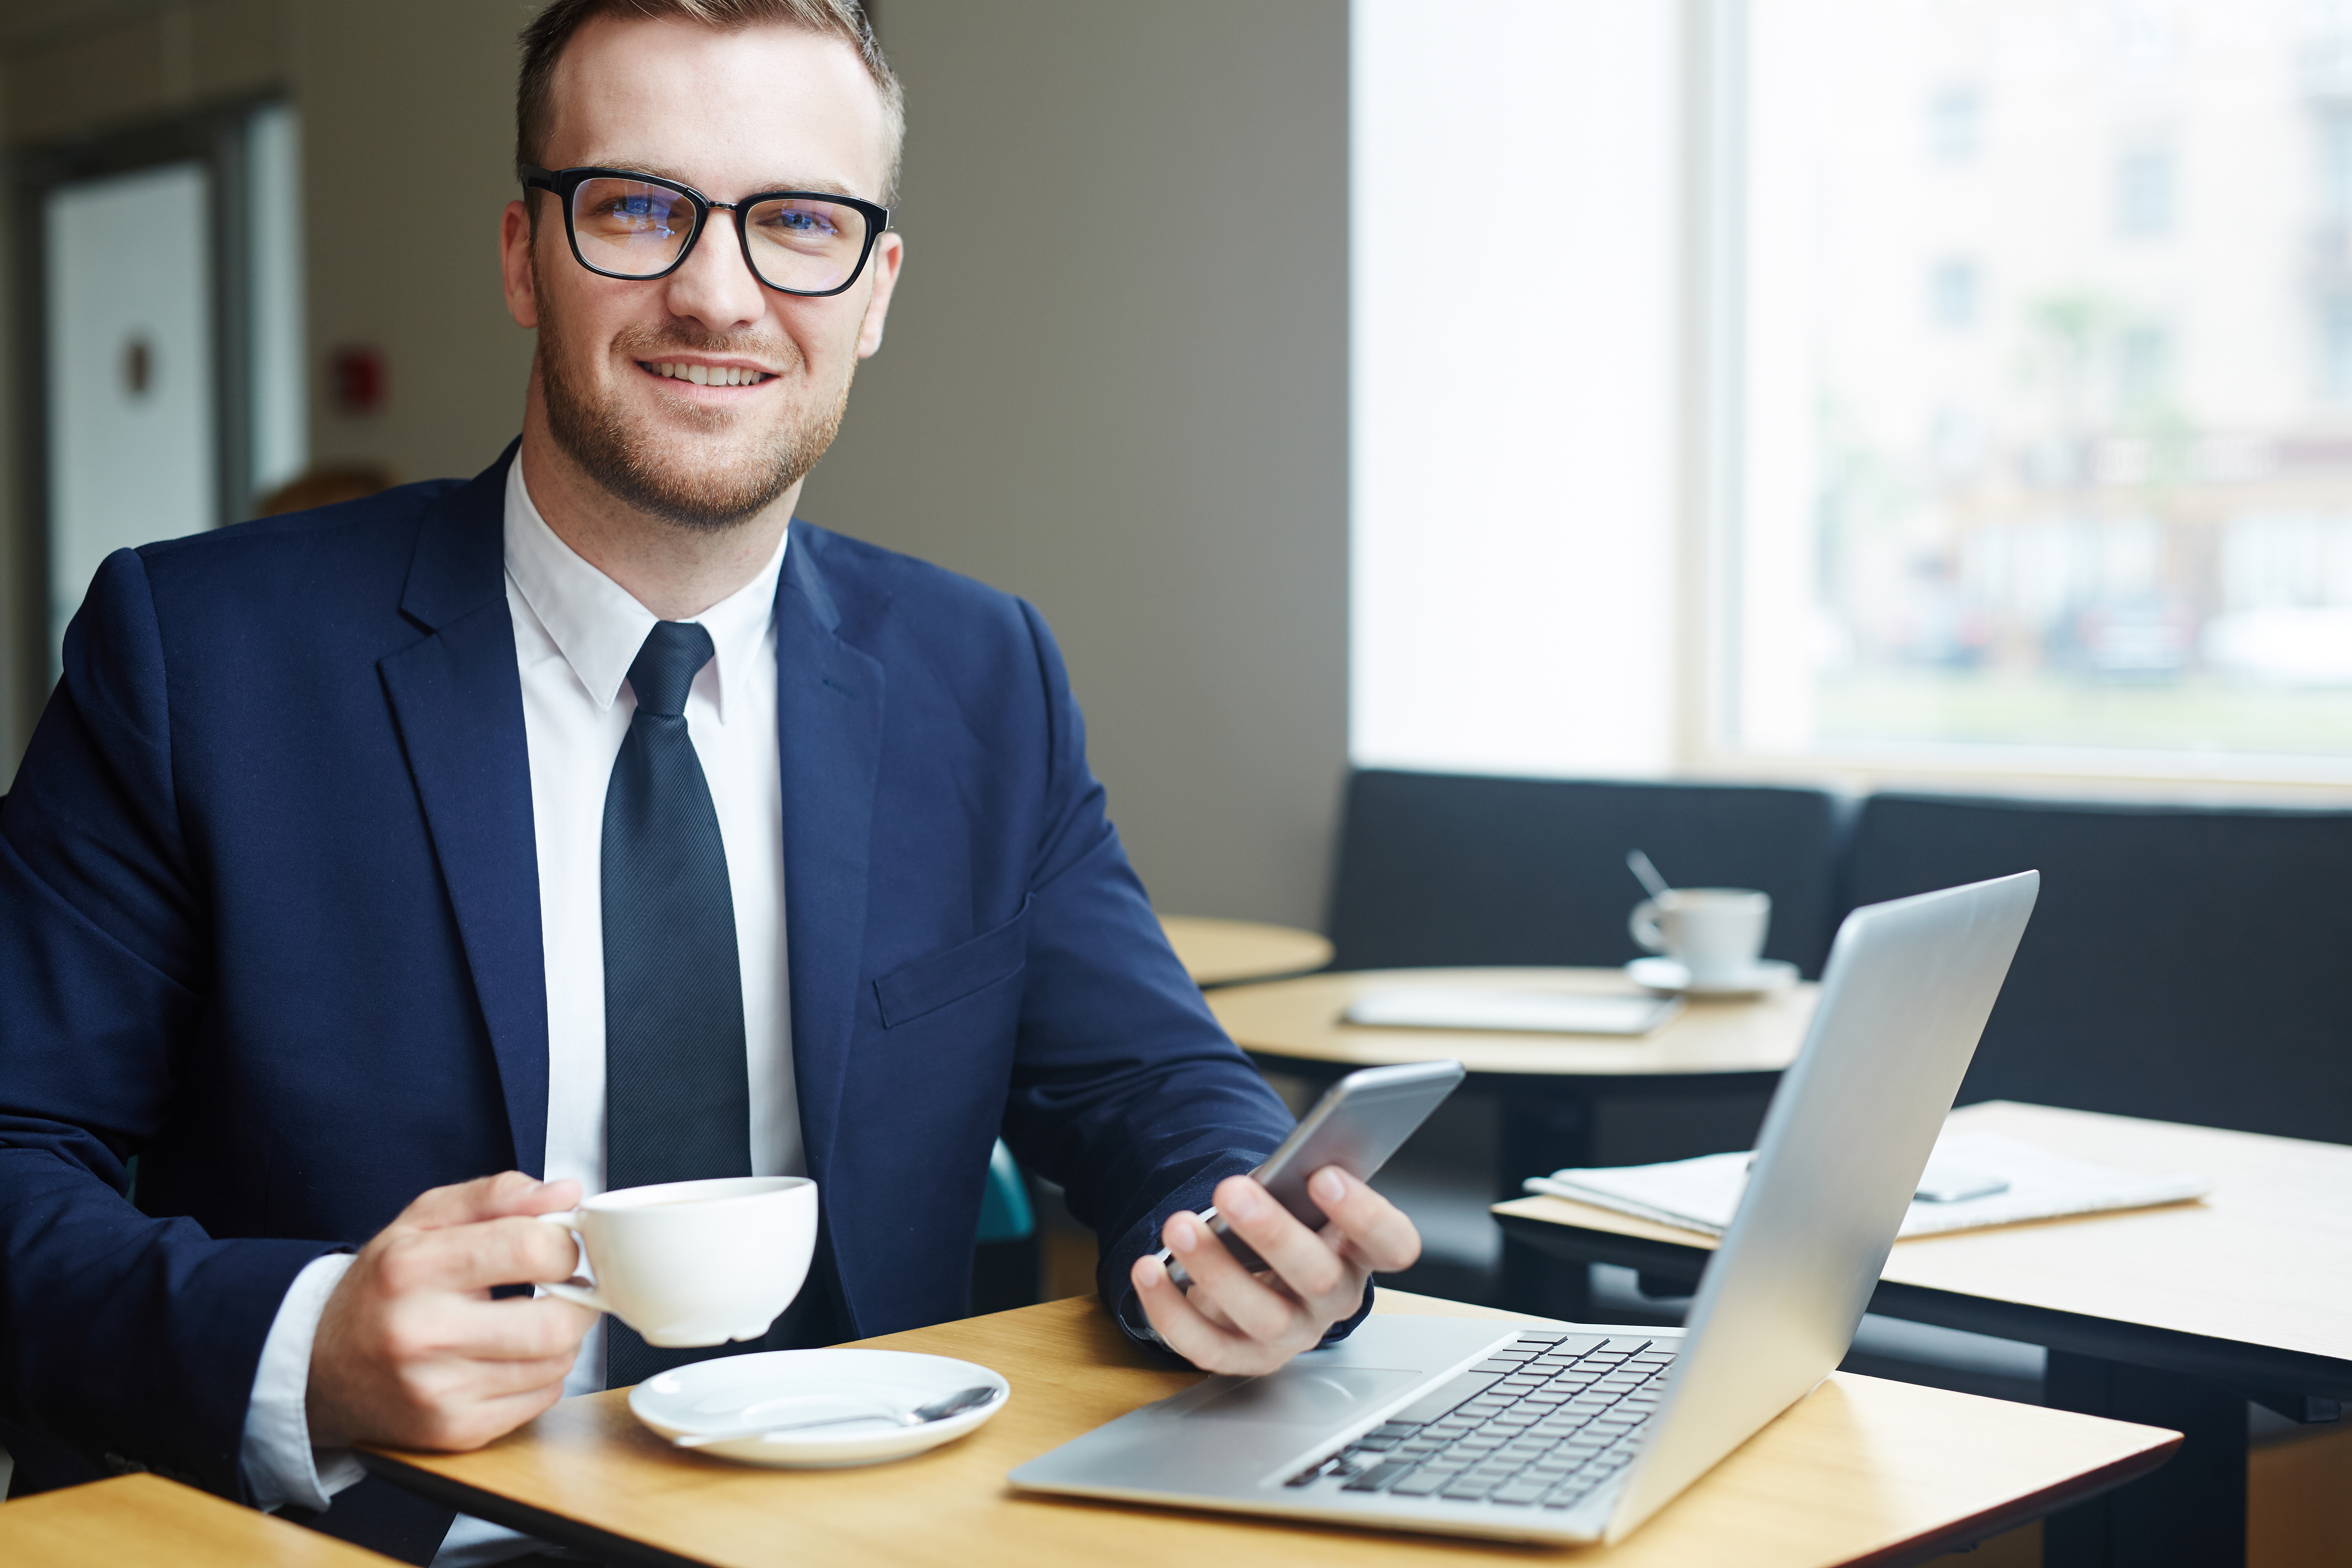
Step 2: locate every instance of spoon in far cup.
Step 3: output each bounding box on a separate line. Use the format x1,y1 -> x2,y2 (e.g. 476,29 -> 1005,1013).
1626,848 -> 1672,901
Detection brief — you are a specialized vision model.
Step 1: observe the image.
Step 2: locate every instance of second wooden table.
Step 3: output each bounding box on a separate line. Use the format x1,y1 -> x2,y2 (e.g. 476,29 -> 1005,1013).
1157,914 -> 1334,987
1206,967 -> 1817,1312
1496,1100 -> 2352,1568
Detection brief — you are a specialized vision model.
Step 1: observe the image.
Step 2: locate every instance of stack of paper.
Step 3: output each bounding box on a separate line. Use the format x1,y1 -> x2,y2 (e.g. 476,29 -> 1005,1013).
1524,1131 -> 2212,1239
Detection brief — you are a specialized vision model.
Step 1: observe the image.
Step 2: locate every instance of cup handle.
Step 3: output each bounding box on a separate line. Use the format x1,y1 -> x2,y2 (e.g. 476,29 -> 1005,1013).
532,1209 -> 614,1315
1629,898 -> 1665,952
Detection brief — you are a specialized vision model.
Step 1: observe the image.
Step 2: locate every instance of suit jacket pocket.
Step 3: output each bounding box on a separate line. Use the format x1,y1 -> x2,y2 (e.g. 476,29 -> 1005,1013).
872,897 -> 1032,1029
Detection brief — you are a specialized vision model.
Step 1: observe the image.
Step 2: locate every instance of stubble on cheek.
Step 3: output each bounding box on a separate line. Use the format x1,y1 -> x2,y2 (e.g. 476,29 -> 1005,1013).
531,261 -> 855,532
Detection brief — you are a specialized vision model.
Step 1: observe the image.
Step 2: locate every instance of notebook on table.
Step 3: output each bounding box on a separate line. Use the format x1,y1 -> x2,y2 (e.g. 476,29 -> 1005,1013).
1527,1129 -> 2213,1240
1342,988 -> 1680,1036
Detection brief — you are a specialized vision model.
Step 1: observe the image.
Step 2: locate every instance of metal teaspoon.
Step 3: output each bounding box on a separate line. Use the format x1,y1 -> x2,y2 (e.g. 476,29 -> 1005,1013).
674,1383 -> 1002,1447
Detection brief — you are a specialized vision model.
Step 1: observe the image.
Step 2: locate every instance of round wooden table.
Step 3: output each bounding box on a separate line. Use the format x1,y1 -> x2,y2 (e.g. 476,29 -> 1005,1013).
1205,965 -> 1815,1079
1205,966 -> 1818,1312
1156,914 -> 1333,987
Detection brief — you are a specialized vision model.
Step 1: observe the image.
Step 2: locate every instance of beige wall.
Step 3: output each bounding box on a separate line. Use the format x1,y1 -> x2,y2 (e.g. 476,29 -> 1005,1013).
2,0 -> 1351,928
294,0 -> 536,487
803,0 -> 1350,926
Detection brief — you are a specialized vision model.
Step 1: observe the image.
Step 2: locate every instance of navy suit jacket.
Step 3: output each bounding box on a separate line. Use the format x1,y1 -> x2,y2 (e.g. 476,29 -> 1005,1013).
0,448 -> 1304,1512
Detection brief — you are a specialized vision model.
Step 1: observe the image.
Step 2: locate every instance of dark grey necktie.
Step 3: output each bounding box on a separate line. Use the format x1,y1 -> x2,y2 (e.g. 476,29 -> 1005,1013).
602,619 -> 751,1387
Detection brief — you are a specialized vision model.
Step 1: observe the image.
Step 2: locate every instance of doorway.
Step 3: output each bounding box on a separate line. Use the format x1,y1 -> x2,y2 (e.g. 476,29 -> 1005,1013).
14,99 -> 306,685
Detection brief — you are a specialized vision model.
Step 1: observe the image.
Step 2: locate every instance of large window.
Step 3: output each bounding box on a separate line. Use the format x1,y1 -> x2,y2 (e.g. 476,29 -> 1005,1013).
1352,0 -> 2352,787
1737,0 -> 2352,777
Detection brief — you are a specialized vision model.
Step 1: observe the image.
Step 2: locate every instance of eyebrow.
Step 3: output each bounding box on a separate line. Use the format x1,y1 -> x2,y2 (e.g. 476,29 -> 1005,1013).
585,160 -> 868,201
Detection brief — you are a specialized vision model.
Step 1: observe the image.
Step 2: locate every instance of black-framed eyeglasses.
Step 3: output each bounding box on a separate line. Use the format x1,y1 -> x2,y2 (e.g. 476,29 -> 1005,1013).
519,165 -> 891,297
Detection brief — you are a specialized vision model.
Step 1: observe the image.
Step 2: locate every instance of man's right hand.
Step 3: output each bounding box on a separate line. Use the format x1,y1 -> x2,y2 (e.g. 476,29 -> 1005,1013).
307,1172 -> 598,1451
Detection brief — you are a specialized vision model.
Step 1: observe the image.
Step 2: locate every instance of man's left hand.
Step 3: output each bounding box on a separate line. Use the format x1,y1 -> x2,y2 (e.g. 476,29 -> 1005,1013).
1130,1167 -> 1421,1374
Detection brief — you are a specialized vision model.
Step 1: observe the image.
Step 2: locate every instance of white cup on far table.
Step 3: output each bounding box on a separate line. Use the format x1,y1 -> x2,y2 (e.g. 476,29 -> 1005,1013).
1628,887 -> 1772,987
535,1174 -> 817,1348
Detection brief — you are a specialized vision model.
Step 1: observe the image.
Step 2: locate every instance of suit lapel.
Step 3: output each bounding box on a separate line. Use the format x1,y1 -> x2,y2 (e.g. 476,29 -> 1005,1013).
378,451 -> 550,1177
775,524 -> 885,1219
370,493 -> 884,1198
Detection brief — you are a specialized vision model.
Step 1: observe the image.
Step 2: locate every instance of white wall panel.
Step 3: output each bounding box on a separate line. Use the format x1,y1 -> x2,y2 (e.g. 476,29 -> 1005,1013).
1352,0 -> 1682,777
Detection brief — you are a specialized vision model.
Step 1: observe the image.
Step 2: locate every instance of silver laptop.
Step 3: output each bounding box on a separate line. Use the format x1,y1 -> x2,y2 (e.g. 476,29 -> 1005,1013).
1010,871 -> 2039,1545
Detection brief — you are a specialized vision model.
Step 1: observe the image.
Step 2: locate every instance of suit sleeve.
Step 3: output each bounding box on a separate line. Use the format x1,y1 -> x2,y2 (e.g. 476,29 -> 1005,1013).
0,547 -> 340,1497
995,601 -> 1372,1354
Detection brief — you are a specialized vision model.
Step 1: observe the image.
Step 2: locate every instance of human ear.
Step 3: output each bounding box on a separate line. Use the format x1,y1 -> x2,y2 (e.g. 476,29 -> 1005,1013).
854,231 -> 904,358
501,199 -> 541,330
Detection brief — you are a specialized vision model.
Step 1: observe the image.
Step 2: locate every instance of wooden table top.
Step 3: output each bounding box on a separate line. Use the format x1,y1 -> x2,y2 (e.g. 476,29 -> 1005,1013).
361,1289 -> 2174,1568
1497,1100 -> 2352,1379
1158,914 -> 1334,987
1207,967 -> 1817,1078
0,1473 -> 396,1566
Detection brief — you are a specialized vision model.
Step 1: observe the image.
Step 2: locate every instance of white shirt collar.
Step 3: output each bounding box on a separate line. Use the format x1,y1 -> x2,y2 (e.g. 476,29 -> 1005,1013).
502,454 -> 788,723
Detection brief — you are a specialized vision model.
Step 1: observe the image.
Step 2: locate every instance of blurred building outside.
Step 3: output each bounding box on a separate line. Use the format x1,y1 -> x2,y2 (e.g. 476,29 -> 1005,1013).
1740,0 -> 2352,769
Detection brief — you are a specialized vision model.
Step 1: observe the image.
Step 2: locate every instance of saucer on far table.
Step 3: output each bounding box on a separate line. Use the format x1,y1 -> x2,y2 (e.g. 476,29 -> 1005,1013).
630,1348 -> 1010,1468
1626,956 -> 1799,999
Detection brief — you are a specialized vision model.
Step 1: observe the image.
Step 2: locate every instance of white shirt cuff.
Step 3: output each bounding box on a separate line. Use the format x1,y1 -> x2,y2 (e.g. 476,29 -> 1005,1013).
240,1251 -> 367,1512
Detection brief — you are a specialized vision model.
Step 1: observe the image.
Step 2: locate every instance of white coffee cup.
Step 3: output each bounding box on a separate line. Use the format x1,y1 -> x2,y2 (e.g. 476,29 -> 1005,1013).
536,1175 -> 817,1348
1629,887 -> 1771,986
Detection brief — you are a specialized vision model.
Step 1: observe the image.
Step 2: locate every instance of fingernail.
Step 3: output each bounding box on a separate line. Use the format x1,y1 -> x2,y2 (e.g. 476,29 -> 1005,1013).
1313,1168 -> 1347,1204
1169,1215 -> 1201,1253
1134,1254 -> 1165,1287
1223,1183 -> 1263,1219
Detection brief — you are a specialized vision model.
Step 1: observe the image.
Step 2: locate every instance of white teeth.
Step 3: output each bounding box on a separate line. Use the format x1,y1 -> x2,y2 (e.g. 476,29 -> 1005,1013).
648,361 -> 762,385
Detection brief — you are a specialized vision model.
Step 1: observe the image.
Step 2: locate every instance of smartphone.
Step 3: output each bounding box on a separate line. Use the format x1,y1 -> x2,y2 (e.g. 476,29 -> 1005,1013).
1160,1059 -> 1466,1290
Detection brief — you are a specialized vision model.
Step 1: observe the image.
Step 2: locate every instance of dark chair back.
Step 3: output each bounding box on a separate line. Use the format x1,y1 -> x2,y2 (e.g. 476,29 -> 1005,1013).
1326,770 -> 1844,976
1842,793 -> 2352,1145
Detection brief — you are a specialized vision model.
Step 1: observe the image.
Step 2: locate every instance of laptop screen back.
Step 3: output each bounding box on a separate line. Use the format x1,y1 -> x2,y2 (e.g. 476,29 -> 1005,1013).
1606,871 -> 2040,1541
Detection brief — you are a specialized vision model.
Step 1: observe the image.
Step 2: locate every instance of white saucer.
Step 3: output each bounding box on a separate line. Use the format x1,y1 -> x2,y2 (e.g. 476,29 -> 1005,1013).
1626,956 -> 1799,998
629,1348 -> 1009,1468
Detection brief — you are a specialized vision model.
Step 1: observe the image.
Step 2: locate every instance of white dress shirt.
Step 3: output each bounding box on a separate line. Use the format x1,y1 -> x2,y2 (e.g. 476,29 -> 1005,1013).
239,459 -> 800,1566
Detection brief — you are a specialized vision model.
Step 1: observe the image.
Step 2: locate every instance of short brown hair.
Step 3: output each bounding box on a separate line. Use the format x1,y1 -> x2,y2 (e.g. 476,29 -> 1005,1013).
516,0 -> 904,205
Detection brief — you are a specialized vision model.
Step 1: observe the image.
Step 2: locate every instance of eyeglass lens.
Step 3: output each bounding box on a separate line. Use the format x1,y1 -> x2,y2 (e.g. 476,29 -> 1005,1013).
569,176 -> 869,293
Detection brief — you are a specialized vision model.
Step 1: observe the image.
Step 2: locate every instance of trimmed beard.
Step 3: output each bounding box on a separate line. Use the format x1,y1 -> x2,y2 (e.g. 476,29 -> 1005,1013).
535,278 -> 853,532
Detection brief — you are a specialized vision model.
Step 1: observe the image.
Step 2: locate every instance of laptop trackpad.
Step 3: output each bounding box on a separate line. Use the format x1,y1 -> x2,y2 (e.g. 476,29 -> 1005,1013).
1183,1365 -> 1423,1424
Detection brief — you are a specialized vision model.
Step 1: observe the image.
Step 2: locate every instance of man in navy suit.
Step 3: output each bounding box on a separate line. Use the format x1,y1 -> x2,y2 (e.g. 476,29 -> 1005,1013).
0,1 -> 1419,1560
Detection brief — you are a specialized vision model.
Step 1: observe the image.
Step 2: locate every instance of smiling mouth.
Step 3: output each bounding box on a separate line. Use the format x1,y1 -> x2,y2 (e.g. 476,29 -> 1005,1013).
641,360 -> 774,388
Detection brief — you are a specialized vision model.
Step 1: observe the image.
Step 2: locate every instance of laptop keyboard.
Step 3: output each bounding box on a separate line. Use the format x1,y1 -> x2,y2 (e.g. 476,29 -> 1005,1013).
1283,1332 -> 1674,1511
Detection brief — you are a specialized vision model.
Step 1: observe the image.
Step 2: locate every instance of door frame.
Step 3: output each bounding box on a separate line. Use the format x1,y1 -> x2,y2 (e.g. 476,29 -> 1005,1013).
10,92 -> 281,714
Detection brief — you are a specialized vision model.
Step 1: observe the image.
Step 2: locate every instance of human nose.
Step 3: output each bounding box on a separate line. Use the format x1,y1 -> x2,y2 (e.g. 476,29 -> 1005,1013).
661,210 -> 766,332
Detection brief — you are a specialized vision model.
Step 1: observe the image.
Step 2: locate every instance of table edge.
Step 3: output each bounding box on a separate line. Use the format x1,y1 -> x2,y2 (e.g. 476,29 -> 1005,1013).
1494,1209 -> 2352,1399
358,1450 -> 704,1568
1242,1048 -> 1795,1091
361,1421 -> 2177,1568
1196,956 -> 1333,990
1839,1428 -> 2178,1568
